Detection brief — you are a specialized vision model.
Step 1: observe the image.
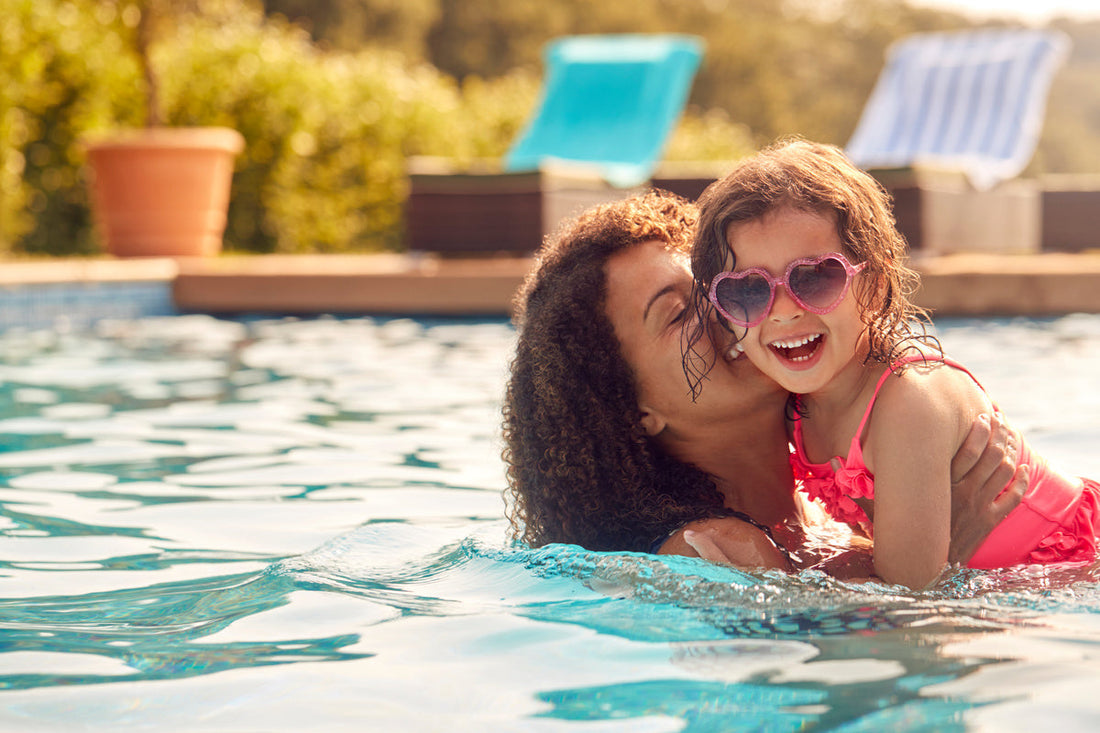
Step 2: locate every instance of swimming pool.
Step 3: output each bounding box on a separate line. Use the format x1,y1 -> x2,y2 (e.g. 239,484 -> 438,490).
1,313 -> 1100,731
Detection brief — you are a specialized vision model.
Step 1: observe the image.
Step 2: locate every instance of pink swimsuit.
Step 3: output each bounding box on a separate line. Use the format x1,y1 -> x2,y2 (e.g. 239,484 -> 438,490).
790,355 -> 1100,569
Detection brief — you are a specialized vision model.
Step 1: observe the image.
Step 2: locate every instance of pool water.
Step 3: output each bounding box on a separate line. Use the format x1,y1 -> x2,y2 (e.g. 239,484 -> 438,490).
2,314 -> 1100,731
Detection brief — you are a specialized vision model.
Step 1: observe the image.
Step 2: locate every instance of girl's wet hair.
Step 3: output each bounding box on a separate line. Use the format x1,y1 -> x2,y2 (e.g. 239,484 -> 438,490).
684,138 -> 936,397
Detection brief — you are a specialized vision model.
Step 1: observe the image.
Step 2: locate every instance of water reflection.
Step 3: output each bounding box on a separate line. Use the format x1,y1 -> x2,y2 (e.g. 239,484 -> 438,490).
1,315 -> 1100,730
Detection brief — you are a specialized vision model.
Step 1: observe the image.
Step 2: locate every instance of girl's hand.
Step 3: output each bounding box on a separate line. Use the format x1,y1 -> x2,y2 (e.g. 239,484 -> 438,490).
948,412 -> 1028,564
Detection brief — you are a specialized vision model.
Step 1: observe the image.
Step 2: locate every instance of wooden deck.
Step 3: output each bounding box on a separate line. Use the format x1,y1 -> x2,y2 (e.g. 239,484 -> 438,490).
4,252 -> 1100,319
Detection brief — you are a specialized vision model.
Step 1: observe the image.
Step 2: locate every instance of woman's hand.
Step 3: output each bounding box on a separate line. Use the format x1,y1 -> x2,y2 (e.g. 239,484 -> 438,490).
658,516 -> 791,570
948,412 -> 1028,564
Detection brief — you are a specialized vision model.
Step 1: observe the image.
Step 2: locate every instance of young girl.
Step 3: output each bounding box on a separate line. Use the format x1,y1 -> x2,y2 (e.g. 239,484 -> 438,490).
688,139 -> 1100,588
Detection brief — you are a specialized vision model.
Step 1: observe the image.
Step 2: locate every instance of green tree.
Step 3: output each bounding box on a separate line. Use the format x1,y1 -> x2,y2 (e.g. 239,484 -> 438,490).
255,0 -> 1100,172
262,0 -> 439,58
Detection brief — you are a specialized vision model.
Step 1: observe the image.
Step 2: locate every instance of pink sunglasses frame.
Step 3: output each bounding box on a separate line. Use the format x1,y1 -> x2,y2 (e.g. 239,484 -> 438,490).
707,252 -> 866,328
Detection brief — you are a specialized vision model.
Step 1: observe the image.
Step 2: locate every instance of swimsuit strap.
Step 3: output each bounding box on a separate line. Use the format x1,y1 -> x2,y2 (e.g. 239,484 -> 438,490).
794,364 -> 904,459
889,353 -> 985,390
853,365 -> 899,441
853,354 -> 988,440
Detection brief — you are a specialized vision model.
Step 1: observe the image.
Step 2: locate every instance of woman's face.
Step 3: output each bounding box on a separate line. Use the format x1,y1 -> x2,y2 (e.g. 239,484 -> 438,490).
603,239 -> 784,438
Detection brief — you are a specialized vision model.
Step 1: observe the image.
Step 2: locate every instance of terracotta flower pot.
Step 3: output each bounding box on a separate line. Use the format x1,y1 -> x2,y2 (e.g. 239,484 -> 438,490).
85,127 -> 245,257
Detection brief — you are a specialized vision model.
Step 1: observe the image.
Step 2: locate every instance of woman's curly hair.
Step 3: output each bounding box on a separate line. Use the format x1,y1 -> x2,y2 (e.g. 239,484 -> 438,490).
685,138 -> 936,395
503,191 -> 728,552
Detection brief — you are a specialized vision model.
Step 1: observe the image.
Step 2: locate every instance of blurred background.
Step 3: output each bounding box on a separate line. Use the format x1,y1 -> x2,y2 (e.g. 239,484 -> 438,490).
3,0 -> 1098,257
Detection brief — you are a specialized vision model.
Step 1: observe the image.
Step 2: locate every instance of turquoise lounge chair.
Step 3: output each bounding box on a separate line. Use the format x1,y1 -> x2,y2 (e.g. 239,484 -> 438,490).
406,34 -> 704,254
505,34 -> 705,188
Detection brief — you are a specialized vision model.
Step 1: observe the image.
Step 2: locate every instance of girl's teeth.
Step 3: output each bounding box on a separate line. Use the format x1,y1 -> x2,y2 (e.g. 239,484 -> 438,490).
770,334 -> 821,349
769,333 -> 823,363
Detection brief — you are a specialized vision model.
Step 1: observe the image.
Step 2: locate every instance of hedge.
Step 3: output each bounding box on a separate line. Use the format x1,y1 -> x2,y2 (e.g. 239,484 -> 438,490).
0,0 -> 753,255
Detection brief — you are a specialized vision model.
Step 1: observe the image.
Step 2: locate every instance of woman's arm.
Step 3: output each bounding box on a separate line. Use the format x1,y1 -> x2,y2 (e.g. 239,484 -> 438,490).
949,411 -> 1028,564
657,516 -> 791,571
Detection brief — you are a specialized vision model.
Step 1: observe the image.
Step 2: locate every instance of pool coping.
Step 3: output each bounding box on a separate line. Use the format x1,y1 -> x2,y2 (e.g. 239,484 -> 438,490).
3,252 -> 1100,322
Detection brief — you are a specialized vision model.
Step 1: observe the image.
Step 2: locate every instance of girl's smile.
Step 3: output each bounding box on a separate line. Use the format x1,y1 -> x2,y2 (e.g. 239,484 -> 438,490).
769,332 -> 825,365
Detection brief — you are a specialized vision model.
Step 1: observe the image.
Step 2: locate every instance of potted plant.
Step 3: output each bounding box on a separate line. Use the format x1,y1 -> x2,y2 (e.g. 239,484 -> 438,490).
84,0 -> 244,258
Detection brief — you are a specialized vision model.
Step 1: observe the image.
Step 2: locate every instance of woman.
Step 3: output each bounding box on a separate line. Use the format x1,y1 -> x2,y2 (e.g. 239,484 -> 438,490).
502,191 -> 1024,572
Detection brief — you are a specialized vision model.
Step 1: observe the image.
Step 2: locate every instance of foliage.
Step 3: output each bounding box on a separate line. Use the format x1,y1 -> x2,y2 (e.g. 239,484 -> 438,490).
0,0 -> 533,254
6,0 -> 1099,256
263,0 -> 439,58
261,0 -> 975,148
663,108 -> 756,163
0,0 -> 141,254
439,70 -> 540,162
156,5 -> 461,252
261,0 -> 1100,176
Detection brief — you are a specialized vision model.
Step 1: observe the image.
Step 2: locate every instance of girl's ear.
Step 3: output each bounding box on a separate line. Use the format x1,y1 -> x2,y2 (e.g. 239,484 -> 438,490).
639,405 -> 667,437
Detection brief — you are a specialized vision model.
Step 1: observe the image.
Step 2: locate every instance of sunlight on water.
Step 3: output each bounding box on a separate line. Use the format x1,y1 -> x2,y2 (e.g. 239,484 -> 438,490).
1,314 -> 1100,731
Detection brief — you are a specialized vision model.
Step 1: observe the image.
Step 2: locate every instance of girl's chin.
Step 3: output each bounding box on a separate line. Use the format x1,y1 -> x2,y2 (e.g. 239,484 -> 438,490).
762,356 -> 834,394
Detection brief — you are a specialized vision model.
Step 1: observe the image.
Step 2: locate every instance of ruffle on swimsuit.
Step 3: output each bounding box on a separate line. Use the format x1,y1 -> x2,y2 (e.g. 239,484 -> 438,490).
1027,482 -> 1099,564
967,472 -> 1099,568
791,419 -> 874,529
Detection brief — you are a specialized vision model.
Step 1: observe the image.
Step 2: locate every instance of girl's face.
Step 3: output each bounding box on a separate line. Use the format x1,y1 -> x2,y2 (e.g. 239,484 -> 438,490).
721,206 -> 866,396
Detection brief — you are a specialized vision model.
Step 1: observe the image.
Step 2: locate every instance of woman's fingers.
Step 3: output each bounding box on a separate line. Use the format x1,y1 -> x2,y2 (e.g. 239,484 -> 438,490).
948,412 -> 1025,564
952,413 -> 1018,498
948,464 -> 1028,565
992,463 -> 1029,523
950,412 -> 991,481
951,412 -> 1015,483
683,529 -> 733,563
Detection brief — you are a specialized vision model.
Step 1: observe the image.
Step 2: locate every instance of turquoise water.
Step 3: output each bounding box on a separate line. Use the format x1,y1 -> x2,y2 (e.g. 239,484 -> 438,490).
2,314 -> 1100,731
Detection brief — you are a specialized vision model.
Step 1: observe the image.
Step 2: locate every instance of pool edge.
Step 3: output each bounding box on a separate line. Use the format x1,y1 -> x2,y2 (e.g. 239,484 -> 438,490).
4,252 -> 1100,325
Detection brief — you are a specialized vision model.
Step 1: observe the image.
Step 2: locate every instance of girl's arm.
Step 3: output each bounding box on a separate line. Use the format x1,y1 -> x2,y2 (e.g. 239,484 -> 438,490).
865,368 -> 993,588
815,412 -> 1028,582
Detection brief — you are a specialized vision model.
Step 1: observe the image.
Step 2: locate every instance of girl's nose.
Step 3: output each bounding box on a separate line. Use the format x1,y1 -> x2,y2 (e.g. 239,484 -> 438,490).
769,284 -> 803,322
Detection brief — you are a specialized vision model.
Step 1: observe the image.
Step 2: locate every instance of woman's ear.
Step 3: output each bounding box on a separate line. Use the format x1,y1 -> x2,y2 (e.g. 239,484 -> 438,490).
639,405 -> 667,437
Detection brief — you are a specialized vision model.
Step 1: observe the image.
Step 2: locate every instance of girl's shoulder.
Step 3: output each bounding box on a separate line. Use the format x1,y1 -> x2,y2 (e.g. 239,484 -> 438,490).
862,354 -> 991,478
874,353 -> 993,423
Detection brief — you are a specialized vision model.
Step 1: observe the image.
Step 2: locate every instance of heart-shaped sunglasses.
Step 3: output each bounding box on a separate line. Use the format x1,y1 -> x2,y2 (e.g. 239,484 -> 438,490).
708,252 -> 866,328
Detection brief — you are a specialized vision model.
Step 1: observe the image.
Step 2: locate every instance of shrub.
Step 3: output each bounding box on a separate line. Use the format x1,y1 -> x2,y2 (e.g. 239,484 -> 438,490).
0,0 -> 468,254
0,0 -> 141,255
144,2 -> 464,252
664,107 -> 756,165
0,0 -> 755,256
